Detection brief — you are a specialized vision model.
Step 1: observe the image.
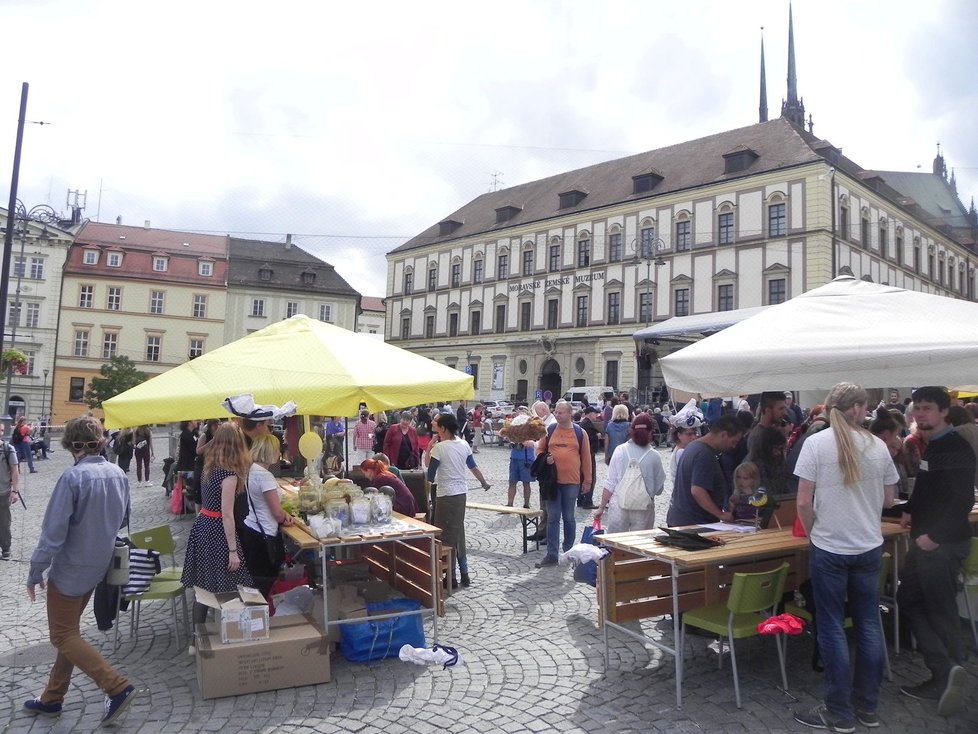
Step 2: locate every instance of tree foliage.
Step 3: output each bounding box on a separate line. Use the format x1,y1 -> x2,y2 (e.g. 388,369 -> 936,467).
84,356 -> 148,409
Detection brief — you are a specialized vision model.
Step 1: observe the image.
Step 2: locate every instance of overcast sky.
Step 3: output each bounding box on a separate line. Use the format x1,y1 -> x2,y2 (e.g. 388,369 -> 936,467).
2,0 -> 975,298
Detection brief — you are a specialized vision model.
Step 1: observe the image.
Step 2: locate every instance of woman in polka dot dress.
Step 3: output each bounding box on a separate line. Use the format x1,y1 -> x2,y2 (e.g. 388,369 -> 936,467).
182,422 -> 254,627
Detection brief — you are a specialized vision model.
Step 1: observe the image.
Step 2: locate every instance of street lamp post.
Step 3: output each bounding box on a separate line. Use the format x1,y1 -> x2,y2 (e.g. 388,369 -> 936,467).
632,237 -> 666,404
41,368 -> 49,424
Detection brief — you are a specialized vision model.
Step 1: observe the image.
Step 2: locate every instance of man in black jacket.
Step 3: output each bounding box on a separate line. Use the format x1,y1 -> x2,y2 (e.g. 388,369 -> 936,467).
897,386 -> 975,716
577,406 -> 601,508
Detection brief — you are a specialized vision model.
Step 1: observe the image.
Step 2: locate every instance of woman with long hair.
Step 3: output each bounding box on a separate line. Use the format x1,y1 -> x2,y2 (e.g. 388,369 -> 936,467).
181,422 -> 254,631
792,383 -> 899,731
747,426 -> 791,497
240,433 -> 293,597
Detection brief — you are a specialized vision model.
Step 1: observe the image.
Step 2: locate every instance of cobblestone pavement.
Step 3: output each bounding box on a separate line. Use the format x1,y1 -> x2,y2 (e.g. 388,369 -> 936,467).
2,431 -> 976,733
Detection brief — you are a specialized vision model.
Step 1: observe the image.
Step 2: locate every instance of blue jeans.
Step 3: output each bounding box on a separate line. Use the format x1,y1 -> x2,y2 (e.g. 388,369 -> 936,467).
16,441 -> 35,472
545,484 -> 578,561
810,544 -> 884,721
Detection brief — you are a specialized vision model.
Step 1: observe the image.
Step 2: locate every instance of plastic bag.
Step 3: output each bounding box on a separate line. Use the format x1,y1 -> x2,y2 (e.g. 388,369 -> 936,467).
340,598 -> 425,663
572,520 -> 605,587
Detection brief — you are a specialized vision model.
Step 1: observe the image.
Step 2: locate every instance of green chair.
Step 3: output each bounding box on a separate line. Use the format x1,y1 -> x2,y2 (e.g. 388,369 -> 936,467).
961,538 -> 978,654
681,562 -> 789,709
130,525 -> 182,581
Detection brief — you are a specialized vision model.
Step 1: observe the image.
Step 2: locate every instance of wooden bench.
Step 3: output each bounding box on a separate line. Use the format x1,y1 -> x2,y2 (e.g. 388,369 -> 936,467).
466,501 -> 543,554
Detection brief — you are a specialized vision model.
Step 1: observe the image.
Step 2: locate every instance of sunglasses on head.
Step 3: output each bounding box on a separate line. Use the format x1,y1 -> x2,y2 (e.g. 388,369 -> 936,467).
71,440 -> 101,451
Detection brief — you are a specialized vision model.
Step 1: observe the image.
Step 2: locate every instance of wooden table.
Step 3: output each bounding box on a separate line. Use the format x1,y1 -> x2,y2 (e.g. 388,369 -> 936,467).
282,513 -> 444,644
596,523 -> 909,707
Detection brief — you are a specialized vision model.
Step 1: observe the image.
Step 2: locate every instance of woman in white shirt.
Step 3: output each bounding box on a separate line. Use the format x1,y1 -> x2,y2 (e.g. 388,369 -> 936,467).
240,433 -> 294,597
425,412 -> 491,588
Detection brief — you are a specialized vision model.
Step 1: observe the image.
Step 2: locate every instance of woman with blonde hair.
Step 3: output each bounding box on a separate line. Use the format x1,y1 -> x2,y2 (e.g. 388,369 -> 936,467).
181,422 -> 254,628
792,383 -> 899,731
603,404 -> 631,465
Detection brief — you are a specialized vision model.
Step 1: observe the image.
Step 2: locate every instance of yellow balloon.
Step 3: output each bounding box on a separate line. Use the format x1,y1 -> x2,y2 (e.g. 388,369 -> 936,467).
298,431 -> 324,460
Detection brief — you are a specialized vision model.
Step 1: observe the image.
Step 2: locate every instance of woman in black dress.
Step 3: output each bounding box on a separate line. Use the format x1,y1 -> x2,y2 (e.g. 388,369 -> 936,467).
181,423 -> 254,629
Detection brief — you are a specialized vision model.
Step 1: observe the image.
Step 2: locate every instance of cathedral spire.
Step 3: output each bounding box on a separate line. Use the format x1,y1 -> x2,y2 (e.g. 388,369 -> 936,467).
780,2 -> 806,128
759,28 -> 768,123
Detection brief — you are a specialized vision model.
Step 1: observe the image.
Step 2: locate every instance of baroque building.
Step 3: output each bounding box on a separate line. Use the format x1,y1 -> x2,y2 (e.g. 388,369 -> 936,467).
384,17 -> 976,404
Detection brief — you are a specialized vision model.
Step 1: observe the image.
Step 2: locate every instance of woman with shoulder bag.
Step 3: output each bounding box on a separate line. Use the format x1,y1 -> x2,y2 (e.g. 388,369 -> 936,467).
240,433 -> 293,597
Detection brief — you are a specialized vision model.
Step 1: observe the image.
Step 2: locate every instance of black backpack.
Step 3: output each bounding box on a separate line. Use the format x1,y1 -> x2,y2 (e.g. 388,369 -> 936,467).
11,427 -> 23,445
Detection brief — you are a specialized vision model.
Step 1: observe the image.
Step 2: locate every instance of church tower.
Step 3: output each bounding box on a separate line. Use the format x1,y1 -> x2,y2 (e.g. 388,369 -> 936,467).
759,29 -> 768,123
780,3 -> 807,128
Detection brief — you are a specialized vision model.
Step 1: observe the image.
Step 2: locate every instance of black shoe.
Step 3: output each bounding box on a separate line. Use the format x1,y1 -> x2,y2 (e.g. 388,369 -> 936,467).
900,678 -> 942,700
793,704 -> 855,733
578,503 -> 598,510
460,573 -> 471,587
855,710 -> 879,728
450,577 -> 458,589
535,557 -> 558,568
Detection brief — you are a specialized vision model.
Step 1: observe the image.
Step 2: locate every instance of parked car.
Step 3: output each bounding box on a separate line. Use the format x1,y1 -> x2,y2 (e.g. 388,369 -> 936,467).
482,400 -> 514,418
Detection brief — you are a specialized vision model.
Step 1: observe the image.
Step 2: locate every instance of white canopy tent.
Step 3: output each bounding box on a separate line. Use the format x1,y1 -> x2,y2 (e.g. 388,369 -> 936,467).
657,275 -> 978,395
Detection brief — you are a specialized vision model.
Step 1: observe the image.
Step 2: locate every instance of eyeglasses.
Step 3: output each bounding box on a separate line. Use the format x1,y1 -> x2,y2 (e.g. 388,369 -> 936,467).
71,440 -> 101,451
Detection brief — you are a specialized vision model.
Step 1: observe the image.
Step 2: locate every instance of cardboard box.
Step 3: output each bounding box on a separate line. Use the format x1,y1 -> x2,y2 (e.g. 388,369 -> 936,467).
317,584 -> 369,644
195,614 -> 330,699
195,586 -> 270,643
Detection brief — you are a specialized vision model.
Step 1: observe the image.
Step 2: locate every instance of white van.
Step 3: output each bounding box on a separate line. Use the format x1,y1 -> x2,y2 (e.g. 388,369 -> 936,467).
563,386 -> 615,406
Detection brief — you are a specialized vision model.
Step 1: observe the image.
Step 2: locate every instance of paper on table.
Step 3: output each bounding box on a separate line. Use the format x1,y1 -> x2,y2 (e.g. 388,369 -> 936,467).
700,522 -> 759,533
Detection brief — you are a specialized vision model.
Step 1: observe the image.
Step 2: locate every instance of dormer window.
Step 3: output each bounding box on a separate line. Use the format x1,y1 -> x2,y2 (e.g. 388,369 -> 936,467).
82,249 -> 99,265
495,205 -> 522,224
106,252 -> 123,268
301,271 -> 316,285
153,256 -> 169,272
259,266 -> 273,282
722,146 -> 760,174
438,219 -> 463,237
632,171 -> 664,194
198,260 -> 213,277
558,189 -> 587,209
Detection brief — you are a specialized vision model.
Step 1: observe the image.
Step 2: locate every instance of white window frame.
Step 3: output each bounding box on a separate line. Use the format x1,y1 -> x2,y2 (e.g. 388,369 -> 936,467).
192,294 -> 207,319
146,335 -> 161,362
198,261 -> 213,277
25,302 -> 40,328
318,303 -> 332,322
286,301 -> 299,318
149,290 -> 165,315
153,256 -> 169,272
79,285 -> 94,308
83,249 -> 99,265
30,257 -> 44,280
251,298 -> 266,317
74,330 -> 89,357
107,287 -> 122,311
189,338 -> 204,359
107,252 -> 123,268
102,332 -> 118,359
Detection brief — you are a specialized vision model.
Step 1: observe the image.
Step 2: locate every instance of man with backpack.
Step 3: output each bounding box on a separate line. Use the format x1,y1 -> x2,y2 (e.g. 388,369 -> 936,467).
534,400 -> 591,568
0,424 -> 21,560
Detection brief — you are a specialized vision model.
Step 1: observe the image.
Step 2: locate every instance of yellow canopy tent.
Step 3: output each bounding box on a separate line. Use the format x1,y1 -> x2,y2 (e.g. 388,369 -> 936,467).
102,315 -> 474,428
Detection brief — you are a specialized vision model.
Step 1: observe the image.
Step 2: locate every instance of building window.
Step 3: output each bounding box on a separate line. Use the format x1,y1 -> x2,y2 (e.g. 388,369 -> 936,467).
605,360 -> 619,391
7,301 -> 19,327
608,232 -> 622,263
29,257 -> 44,279
860,214 -> 870,248
640,225 -> 656,255
879,224 -> 888,258
400,316 -> 411,339
318,303 -> 332,322
259,267 -> 272,281
639,292 -> 653,323
938,258 -> 945,286
470,310 -> 481,335
607,292 -> 621,325
74,329 -> 89,357
153,256 -> 168,272
718,211 -> 734,245
69,377 -> 85,402
301,271 -> 316,285
427,266 -> 437,291
927,251 -> 935,279
24,350 -> 35,376
768,278 -> 786,305
102,332 -> 118,359
549,243 -> 561,272
150,290 -> 165,315
146,335 -> 161,362
675,220 -> 691,251
198,261 -> 213,277
425,314 -> 435,338
913,239 -> 921,273
576,295 -> 589,327
286,301 -> 299,318
577,237 -> 590,267
520,301 -> 532,331
473,259 -> 484,283
674,288 -> 690,317
403,270 -> 413,294
13,256 -> 25,278
717,284 -> 734,311
25,302 -> 39,328
193,295 -> 207,319
840,204 -> 849,240
522,248 -> 534,276
79,285 -> 94,308
83,249 -> 99,265
495,304 -> 506,334
895,233 -> 903,266
107,252 -> 123,268
189,338 -> 204,359
451,262 -> 461,287
497,253 -> 509,279
768,202 -> 786,237
448,312 -> 459,337
547,298 -> 559,329
251,298 -> 265,317
107,287 -> 121,311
